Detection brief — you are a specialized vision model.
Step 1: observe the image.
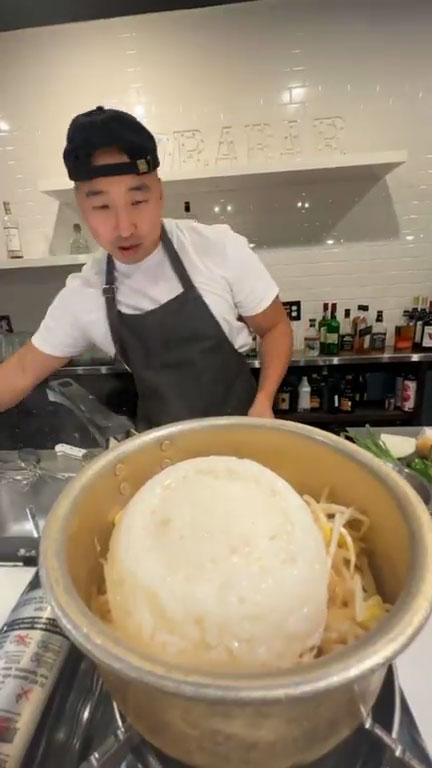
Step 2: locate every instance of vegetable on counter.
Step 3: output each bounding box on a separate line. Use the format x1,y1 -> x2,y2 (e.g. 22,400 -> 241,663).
346,427 -> 398,462
380,433 -> 416,459
347,426 -> 432,486
416,428 -> 432,460
407,457 -> 432,484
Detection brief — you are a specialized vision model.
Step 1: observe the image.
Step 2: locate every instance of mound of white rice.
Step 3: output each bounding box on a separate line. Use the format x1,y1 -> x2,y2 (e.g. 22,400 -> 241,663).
105,456 -> 328,671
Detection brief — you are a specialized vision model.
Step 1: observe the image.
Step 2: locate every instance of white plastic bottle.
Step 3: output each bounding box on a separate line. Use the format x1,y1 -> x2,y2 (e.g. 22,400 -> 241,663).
297,376 -> 311,412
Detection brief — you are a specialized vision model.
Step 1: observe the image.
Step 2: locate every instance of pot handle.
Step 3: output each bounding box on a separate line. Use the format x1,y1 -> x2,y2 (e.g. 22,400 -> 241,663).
364,712 -> 428,768
78,719 -> 141,768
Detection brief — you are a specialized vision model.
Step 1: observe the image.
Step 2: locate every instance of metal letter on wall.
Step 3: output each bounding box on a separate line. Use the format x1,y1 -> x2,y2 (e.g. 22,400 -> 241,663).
215,125 -> 238,166
245,123 -> 274,162
173,129 -> 205,169
280,121 -> 301,156
313,117 -> 346,153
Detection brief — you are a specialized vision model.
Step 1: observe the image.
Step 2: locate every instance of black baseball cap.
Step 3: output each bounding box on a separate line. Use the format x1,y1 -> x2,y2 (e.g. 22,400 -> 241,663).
63,106 -> 160,182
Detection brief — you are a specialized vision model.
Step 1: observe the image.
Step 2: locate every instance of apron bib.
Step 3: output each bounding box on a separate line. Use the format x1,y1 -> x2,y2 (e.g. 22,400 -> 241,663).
103,223 -> 256,429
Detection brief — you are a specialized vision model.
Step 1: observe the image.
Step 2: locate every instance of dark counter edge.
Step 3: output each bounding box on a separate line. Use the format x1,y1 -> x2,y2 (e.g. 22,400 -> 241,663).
56,349 -> 432,375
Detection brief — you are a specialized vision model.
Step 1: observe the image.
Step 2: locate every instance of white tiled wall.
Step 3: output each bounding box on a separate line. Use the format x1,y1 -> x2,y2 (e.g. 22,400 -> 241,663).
0,0 -> 431,347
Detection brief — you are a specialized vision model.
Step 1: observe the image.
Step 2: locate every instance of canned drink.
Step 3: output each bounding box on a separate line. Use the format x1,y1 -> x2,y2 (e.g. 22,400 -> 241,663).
385,395 -> 395,412
0,573 -> 70,767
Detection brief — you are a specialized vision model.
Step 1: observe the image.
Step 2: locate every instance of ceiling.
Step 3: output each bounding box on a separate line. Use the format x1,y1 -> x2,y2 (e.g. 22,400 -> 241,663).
0,0 -> 255,33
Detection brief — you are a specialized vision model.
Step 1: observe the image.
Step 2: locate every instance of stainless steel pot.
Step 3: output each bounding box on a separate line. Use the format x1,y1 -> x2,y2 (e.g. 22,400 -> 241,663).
40,417 -> 432,768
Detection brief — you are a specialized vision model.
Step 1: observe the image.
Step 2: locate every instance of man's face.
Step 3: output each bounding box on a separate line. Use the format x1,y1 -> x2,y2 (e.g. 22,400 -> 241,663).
75,147 -> 163,264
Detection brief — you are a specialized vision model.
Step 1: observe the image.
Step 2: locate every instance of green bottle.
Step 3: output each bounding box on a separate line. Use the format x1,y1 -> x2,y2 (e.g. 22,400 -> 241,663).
325,302 -> 340,355
319,302 -> 329,355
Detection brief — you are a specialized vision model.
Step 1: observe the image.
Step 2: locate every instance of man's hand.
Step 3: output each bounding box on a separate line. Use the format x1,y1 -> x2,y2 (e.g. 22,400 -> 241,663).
0,342 -> 69,412
244,298 -> 292,413
248,393 -> 275,419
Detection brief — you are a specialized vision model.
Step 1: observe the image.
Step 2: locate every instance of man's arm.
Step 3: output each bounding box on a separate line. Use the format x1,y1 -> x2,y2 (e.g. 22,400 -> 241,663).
0,341 -> 69,412
244,298 -> 292,418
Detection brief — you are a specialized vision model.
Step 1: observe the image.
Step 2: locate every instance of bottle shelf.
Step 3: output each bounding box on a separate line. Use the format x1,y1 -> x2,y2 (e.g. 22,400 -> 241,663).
246,349 -> 432,368
275,407 -> 413,425
0,255 -> 91,270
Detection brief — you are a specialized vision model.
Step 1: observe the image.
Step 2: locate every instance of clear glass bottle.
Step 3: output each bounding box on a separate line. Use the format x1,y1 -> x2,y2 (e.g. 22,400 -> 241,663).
2,201 -> 23,258
69,223 -> 89,255
297,376 -> 311,412
304,318 -> 320,357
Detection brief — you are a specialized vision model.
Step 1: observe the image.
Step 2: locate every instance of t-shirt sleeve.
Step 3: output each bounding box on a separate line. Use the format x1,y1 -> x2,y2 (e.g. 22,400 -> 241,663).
220,226 -> 279,317
32,280 -> 90,359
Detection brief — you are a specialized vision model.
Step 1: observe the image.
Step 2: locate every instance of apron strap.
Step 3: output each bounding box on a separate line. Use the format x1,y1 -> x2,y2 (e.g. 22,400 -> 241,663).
160,222 -> 194,292
103,255 -> 131,371
103,222 -> 193,368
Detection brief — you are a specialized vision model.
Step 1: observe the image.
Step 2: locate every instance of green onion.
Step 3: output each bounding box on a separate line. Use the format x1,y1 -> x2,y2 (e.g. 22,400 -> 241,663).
346,426 -> 398,462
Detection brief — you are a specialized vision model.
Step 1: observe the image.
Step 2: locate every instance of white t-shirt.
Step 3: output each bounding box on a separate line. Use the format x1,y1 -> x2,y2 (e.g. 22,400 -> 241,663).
32,219 -> 278,360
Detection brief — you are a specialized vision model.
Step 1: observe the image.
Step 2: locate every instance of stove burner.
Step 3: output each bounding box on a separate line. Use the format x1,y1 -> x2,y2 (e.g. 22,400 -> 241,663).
80,667 -> 426,768
25,653 -> 432,768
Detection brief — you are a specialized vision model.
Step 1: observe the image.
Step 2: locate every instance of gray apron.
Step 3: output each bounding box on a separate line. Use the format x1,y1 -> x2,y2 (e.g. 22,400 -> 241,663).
103,223 -> 257,429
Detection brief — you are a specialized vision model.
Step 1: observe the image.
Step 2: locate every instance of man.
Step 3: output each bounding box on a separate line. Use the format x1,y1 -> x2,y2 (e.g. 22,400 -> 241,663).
0,107 -> 292,428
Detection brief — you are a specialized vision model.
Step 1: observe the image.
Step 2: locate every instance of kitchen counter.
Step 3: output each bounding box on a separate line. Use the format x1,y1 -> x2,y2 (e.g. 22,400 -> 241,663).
59,348 -> 432,374
1,430 -> 431,757
0,449 -> 100,564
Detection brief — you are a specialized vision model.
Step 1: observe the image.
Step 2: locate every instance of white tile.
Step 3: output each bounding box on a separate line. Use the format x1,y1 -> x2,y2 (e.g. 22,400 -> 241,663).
0,0 -> 432,331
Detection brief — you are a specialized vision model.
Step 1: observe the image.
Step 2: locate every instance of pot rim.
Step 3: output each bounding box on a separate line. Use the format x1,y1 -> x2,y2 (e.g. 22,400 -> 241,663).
40,417 -> 432,702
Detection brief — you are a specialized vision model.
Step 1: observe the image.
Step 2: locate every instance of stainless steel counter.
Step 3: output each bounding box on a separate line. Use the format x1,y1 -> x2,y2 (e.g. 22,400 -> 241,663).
60,349 -> 432,374
0,449 -> 100,564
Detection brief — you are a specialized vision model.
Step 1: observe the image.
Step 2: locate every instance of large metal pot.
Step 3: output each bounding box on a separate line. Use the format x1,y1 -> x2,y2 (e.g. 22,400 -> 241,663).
40,418 -> 432,767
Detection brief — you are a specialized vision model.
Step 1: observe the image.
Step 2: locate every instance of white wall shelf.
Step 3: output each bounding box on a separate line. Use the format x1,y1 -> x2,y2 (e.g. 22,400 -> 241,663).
39,150 -> 407,204
38,150 -> 407,251
0,254 -> 91,270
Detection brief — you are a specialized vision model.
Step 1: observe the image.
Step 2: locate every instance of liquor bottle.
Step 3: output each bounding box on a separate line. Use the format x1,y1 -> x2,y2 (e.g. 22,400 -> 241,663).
421,300 -> 432,349
69,222 -> 89,255
395,373 -> 404,409
310,374 -> 322,410
409,296 -> 420,326
297,376 -> 311,412
340,374 -> 356,413
355,373 -> 367,405
325,303 -> 340,355
370,310 -> 387,352
304,318 -> 320,358
414,297 -> 428,350
394,309 -> 415,351
276,380 -> 291,412
353,305 -> 372,353
340,308 -> 354,353
319,302 -> 329,355
245,333 -> 258,359
2,201 -> 23,259
324,376 -> 340,414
